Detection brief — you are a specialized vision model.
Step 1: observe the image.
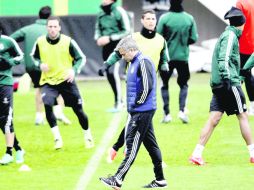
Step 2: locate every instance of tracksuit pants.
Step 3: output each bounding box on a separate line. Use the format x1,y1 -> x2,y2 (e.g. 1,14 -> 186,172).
115,110 -> 165,182
160,60 -> 190,115
102,41 -> 122,106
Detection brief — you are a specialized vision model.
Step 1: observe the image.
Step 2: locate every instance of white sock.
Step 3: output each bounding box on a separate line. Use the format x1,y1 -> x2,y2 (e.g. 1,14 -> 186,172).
51,126 -> 62,140
84,128 -> 92,139
192,144 -> 204,158
53,105 -> 63,118
248,144 -> 254,158
35,112 -> 43,118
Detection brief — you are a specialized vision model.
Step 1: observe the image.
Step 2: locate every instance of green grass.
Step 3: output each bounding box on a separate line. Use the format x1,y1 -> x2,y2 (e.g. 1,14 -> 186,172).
1,73 -> 254,190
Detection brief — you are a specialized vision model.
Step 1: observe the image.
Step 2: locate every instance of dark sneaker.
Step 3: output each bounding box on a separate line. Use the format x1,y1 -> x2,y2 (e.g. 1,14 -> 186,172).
99,175 -> 122,190
143,180 -> 167,188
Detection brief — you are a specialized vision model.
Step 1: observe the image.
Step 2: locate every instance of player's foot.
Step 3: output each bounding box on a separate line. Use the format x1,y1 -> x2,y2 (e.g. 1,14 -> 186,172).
16,149 -> 25,164
57,114 -> 71,125
189,156 -> 204,166
99,175 -> 122,190
143,179 -> 168,188
178,111 -> 189,123
35,115 -> 44,125
0,153 -> 14,165
161,114 -> 172,123
84,131 -> 94,149
54,139 -> 63,150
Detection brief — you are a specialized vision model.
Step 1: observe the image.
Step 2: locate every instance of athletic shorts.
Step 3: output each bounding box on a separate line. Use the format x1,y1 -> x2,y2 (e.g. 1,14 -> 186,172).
210,86 -> 247,115
0,85 -> 14,133
41,81 -> 83,107
27,70 -> 41,88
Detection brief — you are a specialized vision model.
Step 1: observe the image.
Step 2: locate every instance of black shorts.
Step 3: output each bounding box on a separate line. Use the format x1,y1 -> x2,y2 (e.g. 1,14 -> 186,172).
0,85 -> 14,133
27,70 -> 41,88
210,86 -> 247,115
41,81 -> 83,107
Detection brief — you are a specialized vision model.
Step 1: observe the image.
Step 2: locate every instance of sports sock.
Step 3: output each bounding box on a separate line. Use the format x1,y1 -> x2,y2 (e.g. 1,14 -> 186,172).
13,136 -> 22,151
6,147 -> 12,156
248,144 -> 254,157
51,126 -> 62,141
192,144 -> 204,158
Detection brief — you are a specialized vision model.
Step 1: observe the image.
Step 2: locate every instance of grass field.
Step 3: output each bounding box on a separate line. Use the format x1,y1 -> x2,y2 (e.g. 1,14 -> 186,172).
1,73 -> 254,190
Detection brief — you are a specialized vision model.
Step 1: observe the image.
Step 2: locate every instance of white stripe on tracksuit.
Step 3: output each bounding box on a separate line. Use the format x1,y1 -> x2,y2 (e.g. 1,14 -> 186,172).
116,131 -> 140,180
232,86 -> 243,113
4,107 -> 13,134
137,60 -> 148,104
224,31 -> 234,79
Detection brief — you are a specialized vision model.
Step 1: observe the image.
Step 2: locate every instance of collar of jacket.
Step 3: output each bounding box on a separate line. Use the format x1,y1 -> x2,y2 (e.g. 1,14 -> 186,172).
131,51 -> 142,63
46,33 -> 61,45
169,4 -> 184,12
226,26 -> 242,38
35,19 -> 47,25
100,2 -> 116,14
140,27 -> 156,39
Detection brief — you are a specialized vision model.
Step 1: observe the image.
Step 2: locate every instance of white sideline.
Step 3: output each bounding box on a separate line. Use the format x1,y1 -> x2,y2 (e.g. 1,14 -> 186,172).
75,112 -> 124,190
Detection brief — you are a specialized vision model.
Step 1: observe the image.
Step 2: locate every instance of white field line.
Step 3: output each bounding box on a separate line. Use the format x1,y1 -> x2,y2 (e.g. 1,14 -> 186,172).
75,112 -> 124,190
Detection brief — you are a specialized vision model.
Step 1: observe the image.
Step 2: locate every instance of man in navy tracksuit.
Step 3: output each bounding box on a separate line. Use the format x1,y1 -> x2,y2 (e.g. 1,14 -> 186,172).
99,36 -> 167,189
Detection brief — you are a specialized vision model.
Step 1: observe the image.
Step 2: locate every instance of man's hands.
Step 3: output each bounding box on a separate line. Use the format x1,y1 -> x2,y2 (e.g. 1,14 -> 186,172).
98,63 -> 109,76
96,36 -> 110,46
223,79 -> 231,91
40,63 -> 49,72
0,56 -> 11,70
65,69 -> 75,83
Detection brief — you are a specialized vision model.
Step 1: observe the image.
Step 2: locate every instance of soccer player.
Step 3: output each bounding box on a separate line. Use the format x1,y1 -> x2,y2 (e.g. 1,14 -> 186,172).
100,36 -> 167,189
31,16 -> 94,149
11,6 -> 70,125
94,0 -> 131,112
236,0 -> 254,115
0,29 -> 25,165
99,9 -> 169,162
156,0 -> 198,123
189,7 -> 254,165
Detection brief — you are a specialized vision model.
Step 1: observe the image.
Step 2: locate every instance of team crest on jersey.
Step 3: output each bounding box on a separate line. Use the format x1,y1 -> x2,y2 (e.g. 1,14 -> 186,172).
3,97 -> 9,104
0,43 -> 4,50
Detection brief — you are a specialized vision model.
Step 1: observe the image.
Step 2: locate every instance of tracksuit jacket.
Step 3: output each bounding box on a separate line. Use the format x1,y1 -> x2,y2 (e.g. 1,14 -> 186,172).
0,35 -> 23,86
156,8 -> 198,62
94,2 -> 130,42
11,19 -> 47,72
210,26 -> 242,89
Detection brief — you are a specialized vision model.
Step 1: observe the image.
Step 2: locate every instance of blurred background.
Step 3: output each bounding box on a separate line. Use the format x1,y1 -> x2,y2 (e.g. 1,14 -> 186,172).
0,0 -> 237,76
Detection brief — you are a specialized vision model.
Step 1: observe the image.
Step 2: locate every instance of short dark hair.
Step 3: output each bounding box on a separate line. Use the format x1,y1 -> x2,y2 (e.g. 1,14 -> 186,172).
39,6 -> 51,19
47,16 -> 61,25
141,9 -> 156,19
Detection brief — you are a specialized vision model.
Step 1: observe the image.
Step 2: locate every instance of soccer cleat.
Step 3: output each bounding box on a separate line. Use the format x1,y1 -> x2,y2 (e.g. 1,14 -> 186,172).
161,114 -> 172,123
250,157 -> 254,163
54,139 -> 63,150
189,156 -> 204,166
35,115 -> 44,125
107,148 -> 117,163
57,114 -> 71,125
143,180 -> 168,188
178,111 -> 189,124
99,176 -> 122,190
16,149 -> 25,164
0,154 -> 14,165
84,132 -> 94,149
107,102 -> 124,113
